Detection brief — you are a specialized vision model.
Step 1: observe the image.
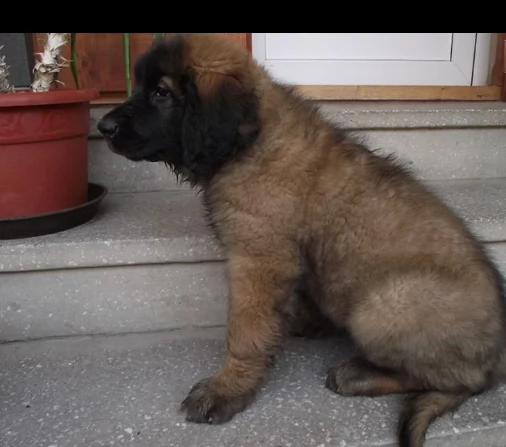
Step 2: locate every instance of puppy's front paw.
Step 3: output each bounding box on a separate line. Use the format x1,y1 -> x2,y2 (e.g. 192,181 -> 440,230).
180,377 -> 254,424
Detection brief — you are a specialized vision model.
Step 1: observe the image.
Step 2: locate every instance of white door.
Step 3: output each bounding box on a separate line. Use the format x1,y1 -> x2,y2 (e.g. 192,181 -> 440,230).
252,33 -> 490,86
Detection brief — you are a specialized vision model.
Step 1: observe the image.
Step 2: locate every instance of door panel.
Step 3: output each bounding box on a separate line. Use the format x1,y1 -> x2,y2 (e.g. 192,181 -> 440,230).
253,33 -> 482,86
265,33 -> 453,61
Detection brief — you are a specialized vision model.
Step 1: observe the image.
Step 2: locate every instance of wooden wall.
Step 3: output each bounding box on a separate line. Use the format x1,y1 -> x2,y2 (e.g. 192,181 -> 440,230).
31,33 -> 251,103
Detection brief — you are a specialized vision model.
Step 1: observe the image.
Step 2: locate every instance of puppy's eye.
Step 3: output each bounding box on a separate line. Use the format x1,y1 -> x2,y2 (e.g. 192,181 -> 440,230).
155,86 -> 170,97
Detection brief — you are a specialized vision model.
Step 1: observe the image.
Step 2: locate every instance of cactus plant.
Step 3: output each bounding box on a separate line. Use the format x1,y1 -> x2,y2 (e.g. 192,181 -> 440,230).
0,45 -> 14,93
0,33 -> 79,93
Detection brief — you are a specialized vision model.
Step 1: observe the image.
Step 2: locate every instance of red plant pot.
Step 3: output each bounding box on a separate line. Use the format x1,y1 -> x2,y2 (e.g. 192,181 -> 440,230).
0,88 -> 100,219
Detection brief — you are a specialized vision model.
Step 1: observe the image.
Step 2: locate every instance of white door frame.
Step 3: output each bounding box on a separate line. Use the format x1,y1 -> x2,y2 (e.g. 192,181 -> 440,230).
252,33 -> 492,86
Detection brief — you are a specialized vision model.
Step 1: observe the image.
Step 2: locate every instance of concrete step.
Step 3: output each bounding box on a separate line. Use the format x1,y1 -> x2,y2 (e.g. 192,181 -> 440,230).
1,328 -> 505,447
88,101 -> 506,193
1,178 -> 505,342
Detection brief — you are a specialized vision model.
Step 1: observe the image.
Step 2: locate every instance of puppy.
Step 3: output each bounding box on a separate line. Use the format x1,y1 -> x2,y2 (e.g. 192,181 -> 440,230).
98,33 -> 506,447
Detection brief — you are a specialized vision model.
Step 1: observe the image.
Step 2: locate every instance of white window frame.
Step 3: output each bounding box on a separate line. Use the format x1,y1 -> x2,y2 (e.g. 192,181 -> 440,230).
252,33 -> 492,87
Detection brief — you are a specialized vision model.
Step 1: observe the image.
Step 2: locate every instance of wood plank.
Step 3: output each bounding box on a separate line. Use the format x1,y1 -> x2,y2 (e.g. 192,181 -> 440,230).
92,85 -> 502,105
294,85 -> 502,101
91,92 -> 129,105
491,33 -> 506,86
502,40 -> 506,101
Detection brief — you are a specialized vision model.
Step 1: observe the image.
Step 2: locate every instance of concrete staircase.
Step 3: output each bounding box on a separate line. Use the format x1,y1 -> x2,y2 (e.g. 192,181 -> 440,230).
1,101 -> 506,446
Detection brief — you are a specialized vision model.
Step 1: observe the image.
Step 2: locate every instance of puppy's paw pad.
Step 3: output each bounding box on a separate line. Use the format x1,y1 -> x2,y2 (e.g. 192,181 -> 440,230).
180,378 -> 254,425
325,363 -> 363,397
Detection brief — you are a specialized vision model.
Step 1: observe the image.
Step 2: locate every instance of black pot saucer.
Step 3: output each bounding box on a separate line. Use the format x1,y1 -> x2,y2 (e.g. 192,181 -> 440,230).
0,183 -> 108,240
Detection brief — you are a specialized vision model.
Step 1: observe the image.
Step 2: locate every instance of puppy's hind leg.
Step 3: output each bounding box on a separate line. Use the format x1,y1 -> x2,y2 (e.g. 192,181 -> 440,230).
341,273 -> 504,447
325,356 -> 419,397
325,357 -> 482,447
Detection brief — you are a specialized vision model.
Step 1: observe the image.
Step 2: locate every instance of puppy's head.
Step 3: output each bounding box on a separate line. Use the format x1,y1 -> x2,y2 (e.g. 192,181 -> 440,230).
97,33 -> 262,184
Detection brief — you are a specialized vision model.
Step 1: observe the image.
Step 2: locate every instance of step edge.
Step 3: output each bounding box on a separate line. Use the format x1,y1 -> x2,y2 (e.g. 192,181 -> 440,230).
1,239 -> 504,275
2,179 -> 505,273
89,102 -> 506,138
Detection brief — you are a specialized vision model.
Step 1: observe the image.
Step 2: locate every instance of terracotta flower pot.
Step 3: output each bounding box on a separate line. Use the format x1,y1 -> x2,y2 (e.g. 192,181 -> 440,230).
0,88 -> 100,219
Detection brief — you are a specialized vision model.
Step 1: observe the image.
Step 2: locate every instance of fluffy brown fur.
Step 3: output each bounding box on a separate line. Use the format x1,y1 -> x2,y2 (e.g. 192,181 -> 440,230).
98,33 -> 506,446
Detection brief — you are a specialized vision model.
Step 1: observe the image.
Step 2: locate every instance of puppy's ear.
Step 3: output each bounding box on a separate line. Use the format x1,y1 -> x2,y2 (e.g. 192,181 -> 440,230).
181,71 -> 260,181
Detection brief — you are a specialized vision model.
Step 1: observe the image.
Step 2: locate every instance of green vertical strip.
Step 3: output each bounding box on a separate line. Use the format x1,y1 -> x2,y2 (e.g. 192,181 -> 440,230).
122,33 -> 132,96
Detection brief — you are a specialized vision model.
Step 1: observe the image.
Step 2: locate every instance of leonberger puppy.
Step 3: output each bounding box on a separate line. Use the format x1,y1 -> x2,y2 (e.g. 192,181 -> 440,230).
98,33 -> 506,446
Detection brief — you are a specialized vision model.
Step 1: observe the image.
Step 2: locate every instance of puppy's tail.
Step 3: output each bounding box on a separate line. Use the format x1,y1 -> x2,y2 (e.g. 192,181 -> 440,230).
398,390 -> 472,447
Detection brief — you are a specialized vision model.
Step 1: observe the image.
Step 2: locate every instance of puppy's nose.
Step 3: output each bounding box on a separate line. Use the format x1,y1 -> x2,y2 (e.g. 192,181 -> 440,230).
97,117 -> 118,138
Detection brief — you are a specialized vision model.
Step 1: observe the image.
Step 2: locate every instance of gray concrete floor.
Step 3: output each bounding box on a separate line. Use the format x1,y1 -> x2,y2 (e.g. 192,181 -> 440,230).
1,328 -> 505,447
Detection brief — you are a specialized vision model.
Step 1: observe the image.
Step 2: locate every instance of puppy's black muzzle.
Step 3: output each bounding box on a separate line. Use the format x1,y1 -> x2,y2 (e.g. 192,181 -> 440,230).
97,116 -> 119,139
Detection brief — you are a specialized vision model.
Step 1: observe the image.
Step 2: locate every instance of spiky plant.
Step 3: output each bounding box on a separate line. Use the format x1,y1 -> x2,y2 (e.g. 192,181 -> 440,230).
0,45 -> 13,93
31,33 -> 71,92
0,33 -> 79,93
